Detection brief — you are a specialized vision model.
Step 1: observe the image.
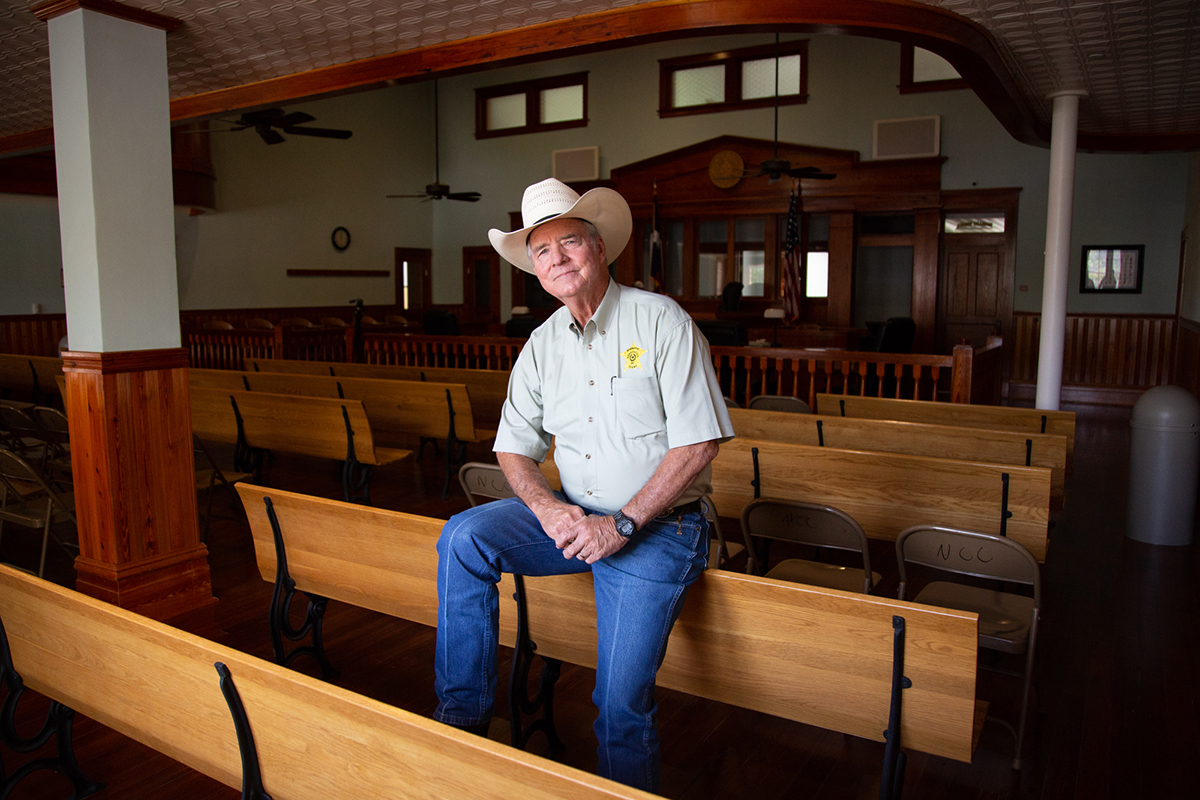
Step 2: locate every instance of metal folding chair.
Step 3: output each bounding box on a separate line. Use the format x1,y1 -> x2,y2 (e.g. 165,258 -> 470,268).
740,497 -> 878,593
896,524 -> 1041,770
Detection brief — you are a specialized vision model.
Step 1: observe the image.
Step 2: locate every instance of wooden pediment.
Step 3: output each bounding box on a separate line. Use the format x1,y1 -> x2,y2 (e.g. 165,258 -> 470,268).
610,135 -> 944,216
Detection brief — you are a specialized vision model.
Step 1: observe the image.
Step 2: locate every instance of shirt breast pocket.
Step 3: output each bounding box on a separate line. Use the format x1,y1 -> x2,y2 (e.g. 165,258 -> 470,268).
612,376 -> 665,439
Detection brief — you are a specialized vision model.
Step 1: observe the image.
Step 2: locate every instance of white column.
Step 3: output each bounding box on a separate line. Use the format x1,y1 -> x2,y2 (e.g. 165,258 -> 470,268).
1035,90 -> 1088,410
48,8 -> 180,352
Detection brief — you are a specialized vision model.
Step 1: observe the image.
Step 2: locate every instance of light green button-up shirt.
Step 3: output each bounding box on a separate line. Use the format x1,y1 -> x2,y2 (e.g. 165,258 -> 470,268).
494,279 -> 735,515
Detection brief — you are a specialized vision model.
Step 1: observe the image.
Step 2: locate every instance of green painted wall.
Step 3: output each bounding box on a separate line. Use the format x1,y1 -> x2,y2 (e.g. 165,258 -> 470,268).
1,33 -> 1192,325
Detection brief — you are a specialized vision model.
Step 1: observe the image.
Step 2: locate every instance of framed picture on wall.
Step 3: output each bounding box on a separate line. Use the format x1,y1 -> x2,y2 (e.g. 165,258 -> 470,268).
1080,245 -> 1144,293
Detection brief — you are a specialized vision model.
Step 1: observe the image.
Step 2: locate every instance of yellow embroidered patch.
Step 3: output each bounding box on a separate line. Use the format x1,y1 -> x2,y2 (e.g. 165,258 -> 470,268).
622,341 -> 647,371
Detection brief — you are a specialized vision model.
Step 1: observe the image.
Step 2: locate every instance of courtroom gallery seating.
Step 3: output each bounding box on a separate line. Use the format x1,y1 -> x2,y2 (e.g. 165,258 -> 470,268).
740,497 -> 879,593
0,448 -> 77,578
897,524 -> 1041,771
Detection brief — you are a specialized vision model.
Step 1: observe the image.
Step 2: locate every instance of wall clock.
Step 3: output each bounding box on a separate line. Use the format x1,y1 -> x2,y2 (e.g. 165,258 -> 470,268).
708,150 -> 744,188
331,226 -> 351,251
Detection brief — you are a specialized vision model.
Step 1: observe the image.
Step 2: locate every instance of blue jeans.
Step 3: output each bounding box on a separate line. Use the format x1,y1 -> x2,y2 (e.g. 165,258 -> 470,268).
434,496 -> 709,792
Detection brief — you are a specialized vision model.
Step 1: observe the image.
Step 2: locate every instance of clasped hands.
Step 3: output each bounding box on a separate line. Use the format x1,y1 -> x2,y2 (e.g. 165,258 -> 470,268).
534,499 -> 629,565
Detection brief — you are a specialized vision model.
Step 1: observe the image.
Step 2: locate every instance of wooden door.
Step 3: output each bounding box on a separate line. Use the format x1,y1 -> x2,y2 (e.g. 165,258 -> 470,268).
938,233 -> 1011,351
395,248 -> 431,313
463,245 -> 501,325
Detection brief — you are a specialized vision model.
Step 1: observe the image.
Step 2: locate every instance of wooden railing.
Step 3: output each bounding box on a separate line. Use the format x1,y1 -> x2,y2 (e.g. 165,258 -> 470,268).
711,340 -> 1000,407
1009,312 -> 1175,405
185,326 -> 347,370
7,316 -> 1004,406
360,334 -> 524,371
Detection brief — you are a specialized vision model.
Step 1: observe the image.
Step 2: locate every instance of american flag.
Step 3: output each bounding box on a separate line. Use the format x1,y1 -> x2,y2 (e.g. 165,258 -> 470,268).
781,182 -> 802,321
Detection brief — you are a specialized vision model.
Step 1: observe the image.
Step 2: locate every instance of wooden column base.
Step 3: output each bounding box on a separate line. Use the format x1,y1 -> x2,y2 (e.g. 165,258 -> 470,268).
75,547 -> 215,620
61,348 -> 215,621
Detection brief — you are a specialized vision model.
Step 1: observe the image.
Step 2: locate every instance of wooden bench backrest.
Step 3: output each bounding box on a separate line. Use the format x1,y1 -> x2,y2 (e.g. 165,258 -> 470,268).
190,387 -> 389,465
711,438 -> 1051,561
248,358 -> 511,428
0,353 -> 63,395
255,372 -> 483,443
200,369 -> 485,443
190,368 -> 251,392
236,484 -> 981,763
727,407 -> 1067,508
0,566 -> 647,800
500,570 -> 980,763
817,393 -> 1076,464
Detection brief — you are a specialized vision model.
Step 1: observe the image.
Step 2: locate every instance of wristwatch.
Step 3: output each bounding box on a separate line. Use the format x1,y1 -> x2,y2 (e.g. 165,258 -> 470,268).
612,510 -> 636,538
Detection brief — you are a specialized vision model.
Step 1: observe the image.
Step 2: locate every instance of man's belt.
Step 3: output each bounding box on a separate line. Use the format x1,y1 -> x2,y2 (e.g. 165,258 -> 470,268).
658,500 -> 704,518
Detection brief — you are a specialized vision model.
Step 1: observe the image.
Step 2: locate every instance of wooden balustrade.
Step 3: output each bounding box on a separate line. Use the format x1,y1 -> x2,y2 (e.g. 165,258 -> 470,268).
185,326 -> 348,369
186,328 -> 275,370
360,334 -> 524,371
1009,312 -> 1176,405
710,340 -> 998,406
280,326 -> 348,362
7,314 -> 1005,406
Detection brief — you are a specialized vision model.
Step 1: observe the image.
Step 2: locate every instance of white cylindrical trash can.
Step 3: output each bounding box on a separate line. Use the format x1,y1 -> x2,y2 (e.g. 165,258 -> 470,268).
1126,385 -> 1200,545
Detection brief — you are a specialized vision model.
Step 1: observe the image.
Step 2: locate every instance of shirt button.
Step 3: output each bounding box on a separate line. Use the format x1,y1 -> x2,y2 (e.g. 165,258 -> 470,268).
587,490 -> 593,495
588,416 -> 593,422
585,453 -> 591,459
588,344 -> 593,350
600,330 -> 606,335
589,380 -> 594,386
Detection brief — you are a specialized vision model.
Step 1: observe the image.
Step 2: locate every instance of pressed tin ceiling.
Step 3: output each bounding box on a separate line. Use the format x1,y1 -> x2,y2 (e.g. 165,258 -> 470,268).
0,0 -> 1198,149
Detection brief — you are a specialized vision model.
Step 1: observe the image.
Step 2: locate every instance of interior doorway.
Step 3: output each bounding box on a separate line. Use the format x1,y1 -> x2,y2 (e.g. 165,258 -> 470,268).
462,245 -> 501,327
937,192 -> 1018,354
938,234 -> 1011,350
395,248 -> 432,314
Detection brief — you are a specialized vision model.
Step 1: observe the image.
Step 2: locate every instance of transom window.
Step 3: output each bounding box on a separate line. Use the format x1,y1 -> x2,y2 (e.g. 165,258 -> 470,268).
475,72 -> 588,138
659,40 -> 808,117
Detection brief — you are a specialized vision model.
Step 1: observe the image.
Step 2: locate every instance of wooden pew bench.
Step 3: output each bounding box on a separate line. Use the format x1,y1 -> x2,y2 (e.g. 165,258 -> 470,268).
190,386 -> 410,503
728,406 -> 1069,510
817,393 -> 1077,469
0,565 -> 647,800
707,437 -> 1051,561
246,357 -> 512,430
535,437 -> 1051,562
237,483 -> 985,789
192,368 -> 493,497
0,353 -> 63,405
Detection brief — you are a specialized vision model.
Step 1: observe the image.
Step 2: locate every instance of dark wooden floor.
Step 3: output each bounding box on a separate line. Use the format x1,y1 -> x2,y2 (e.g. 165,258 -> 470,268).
5,403 -> 1199,799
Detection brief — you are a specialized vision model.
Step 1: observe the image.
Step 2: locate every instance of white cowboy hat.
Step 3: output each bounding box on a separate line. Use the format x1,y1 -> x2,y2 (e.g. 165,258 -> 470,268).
488,178 -> 632,274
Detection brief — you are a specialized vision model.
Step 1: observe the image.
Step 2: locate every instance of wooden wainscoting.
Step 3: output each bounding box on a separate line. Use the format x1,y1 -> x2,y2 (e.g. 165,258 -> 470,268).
1008,312 -> 1176,405
0,312 -> 68,357
1175,317 -> 1200,400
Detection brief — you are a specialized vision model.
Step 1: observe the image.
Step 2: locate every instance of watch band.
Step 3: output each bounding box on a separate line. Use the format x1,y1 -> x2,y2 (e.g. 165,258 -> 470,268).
612,510 -> 636,538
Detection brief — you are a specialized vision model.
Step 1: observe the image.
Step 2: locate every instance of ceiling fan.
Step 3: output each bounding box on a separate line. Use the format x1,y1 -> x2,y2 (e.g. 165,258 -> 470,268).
387,80 -> 481,202
217,108 -> 353,145
743,34 -> 836,183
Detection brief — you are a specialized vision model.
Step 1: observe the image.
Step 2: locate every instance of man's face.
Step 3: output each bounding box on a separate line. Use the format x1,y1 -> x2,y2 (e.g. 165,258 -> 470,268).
528,217 -> 607,302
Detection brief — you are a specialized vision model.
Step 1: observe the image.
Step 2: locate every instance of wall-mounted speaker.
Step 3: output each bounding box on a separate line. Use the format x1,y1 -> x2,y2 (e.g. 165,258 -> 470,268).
873,116 -> 940,160
552,146 -> 599,183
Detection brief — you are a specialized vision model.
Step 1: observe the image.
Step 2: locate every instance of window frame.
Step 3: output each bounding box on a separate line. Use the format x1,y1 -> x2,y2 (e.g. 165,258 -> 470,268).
475,71 -> 589,139
898,44 -> 969,95
658,39 -> 809,118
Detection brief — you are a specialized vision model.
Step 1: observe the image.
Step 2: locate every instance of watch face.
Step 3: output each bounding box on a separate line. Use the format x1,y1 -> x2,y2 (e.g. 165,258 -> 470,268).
614,512 -> 635,537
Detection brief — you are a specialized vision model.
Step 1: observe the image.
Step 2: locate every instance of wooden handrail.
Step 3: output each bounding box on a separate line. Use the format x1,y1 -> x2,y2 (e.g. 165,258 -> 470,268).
359,334 -> 525,371
176,332 -> 1005,405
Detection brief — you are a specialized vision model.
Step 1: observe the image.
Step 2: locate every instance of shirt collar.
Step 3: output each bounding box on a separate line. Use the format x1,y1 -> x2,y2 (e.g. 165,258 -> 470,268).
567,278 -> 620,337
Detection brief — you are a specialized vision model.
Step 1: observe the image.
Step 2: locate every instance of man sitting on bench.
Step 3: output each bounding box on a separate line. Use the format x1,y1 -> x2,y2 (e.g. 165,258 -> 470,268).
434,178 -> 734,793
